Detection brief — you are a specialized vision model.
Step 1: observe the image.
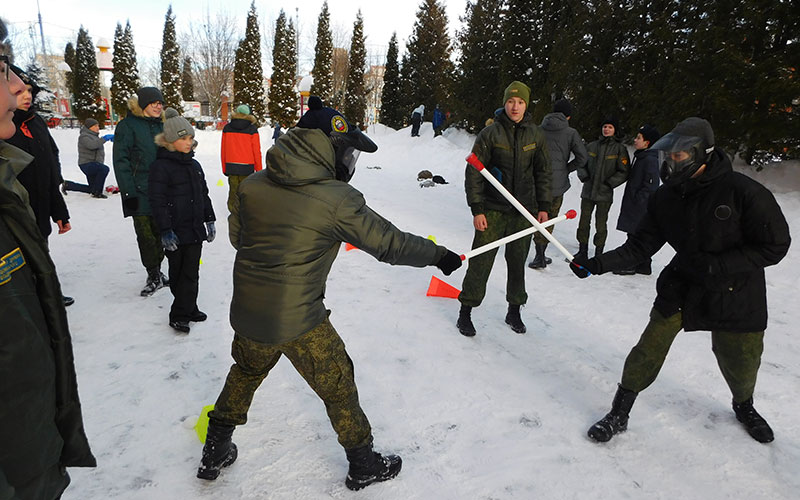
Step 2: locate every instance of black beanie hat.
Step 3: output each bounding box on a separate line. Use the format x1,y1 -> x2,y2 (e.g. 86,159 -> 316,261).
638,124 -> 661,146
296,96 -> 377,153
10,64 -> 42,98
671,117 -> 714,151
602,115 -> 619,134
137,87 -> 164,110
553,98 -> 573,117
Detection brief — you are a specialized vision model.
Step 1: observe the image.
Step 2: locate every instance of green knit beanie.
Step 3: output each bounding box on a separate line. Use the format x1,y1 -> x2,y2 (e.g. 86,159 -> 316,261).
503,81 -> 530,107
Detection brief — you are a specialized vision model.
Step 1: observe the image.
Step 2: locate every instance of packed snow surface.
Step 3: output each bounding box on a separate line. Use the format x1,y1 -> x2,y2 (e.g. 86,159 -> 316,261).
46,122 -> 799,499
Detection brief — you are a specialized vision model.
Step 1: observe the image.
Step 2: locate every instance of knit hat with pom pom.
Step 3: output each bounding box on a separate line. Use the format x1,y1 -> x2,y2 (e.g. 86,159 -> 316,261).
162,107 -> 194,143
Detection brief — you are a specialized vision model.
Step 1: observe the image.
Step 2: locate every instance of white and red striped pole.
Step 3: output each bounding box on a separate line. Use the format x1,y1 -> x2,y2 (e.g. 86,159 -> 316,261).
465,152 -> 576,261
460,210 -> 576,261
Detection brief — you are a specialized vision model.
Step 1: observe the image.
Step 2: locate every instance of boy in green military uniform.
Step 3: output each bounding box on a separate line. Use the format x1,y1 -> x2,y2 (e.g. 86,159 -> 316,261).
575,116 -> 630,259
197,96 -> 462,490
457,81 -> 551,337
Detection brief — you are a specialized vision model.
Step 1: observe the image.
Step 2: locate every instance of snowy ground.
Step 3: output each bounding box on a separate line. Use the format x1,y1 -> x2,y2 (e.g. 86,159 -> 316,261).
46,122 -> 799,499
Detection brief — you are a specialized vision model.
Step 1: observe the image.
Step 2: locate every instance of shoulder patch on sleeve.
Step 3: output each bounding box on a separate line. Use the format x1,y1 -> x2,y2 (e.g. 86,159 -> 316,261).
0,247 -> 26,285
522,142 -> 537,152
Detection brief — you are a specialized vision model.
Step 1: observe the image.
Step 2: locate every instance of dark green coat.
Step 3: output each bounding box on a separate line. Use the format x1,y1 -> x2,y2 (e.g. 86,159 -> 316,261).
465,111 -> 551,216
229,128 -> 446,345
577,135 -> 630,202
112,98 -> 164,217
0,142 -> 95,498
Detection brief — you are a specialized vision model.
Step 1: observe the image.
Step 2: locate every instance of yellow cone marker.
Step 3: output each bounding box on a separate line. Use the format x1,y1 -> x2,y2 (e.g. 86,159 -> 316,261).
217,179 -> 224,186
427,235 -> 437,244
194,404 -> 215,443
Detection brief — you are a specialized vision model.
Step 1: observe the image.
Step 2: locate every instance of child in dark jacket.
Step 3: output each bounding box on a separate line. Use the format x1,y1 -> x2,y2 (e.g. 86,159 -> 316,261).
149,108 -> 216,333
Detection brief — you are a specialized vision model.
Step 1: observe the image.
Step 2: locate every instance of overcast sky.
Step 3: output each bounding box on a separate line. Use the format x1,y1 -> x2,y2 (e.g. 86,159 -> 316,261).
4,0 -> 470,74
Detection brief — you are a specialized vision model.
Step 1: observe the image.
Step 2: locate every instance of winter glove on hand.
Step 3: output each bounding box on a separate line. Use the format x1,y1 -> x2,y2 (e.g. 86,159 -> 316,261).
206,221 -> 216,243
569,255 -> 600,279
122,196 -> 139,212
436,250 -> 462,276
161,230 -> 179,252
102,134 -> 114,142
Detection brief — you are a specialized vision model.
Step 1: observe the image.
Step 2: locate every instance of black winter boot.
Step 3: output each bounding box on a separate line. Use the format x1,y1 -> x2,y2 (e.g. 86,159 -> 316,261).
140,267 -> 167,297
594,245 -> 604,258
733,397 -> 774,443
457,305 -> 476,337
505,304 -> 526,334
344,443 -> 402,491
574,243 -> 589,261
197,420 -> 238,480
588,385 -> 638,442
528,244 -> 548,269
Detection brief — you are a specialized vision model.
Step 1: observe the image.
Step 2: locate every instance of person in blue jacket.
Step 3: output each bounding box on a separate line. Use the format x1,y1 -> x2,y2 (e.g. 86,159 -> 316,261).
432,105 -> 445,137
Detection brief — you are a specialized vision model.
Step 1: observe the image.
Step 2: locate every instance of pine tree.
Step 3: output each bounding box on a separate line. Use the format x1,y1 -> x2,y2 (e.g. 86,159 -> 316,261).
73,27 -> 105,123
160,5 -> 182,110
310,1 -> 334,103
64,42 -> 76,97
268,10 -> 298,127
232,2 -> 267,123
343,10 -> 367,128
454,0 -> 506,132
111,21 -> 140,119
24,60 -> 55,118
181,56 -> 194,101
380,33 -> 403,129
404,0 -> 454,120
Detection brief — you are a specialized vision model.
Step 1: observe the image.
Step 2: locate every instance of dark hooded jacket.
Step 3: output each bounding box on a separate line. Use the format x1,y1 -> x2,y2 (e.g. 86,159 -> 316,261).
597,148 -> 791,332
539,112 -> 587,198
112,97 -> 164,217
229,128 -> 447,345
0,142 -> 96,497
6,109 -> 69,238
616,147 -> 660,233
577,134 -> 630,203
220,112 -> 263,176
148,136 -> 215,244
465,111 -> 551,216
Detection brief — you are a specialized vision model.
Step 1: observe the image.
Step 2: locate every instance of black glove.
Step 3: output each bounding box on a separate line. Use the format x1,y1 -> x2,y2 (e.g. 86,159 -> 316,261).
436,250 -> 462,276
123,196 -> 139,212
569,255 -> 600,279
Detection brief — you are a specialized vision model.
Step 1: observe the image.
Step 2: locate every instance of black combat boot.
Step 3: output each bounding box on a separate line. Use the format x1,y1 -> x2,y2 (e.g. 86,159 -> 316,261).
505,304 -> 526,334
528,244 -> 548,269
574,243 -> 589,261
594,245 -> 604,258
197,420 -> 238,480
344,443 -> 402,491
141,267 -> 166,297
587,385 -> 638,442
457,305 -> 476,337
733,397 -> 774,443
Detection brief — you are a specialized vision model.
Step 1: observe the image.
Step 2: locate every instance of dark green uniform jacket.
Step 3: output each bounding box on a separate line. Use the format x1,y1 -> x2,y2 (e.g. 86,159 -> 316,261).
577,135 -> 630,202
229,128 -> 447,345
112,97 -> 164,217
0,142 -> 95,498
465,111 -> 551,216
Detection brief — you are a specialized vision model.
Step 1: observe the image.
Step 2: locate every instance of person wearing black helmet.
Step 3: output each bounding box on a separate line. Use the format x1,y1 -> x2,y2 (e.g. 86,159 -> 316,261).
197,96 -> 462,489
569,117 -> 791,444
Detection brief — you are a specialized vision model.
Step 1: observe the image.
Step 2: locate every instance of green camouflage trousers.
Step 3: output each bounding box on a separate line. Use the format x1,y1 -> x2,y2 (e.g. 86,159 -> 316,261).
132,215 -> 165,270
459,210 -> 532,307
620,308 -> 764,403
227,175 -> 248,214
576,198 -> 612,248
533,195 -> 564,246
209,318 -> 373,449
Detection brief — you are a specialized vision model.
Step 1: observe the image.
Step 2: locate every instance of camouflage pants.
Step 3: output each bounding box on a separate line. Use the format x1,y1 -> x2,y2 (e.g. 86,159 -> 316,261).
132,215 -> 164,271
459,210 -> 532,308
576,198 -> 612,248
620,308 -> 764,403
227,175 -> 248,214
209,318 -> 373,449
533,195 -> 564,246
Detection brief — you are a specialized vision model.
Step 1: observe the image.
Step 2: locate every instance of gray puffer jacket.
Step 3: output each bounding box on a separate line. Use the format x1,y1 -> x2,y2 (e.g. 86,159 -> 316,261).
539,112 -> 587,198
77,125 -> 106,165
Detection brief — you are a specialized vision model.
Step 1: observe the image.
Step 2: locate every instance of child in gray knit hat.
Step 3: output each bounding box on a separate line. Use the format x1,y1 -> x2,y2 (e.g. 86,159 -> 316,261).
149,107 -> 216,333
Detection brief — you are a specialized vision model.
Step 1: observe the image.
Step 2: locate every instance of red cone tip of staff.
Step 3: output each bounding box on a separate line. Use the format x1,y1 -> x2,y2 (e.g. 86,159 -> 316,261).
345,243 -> 358,251
565,209 -> 577,219
460,254 -> 466,261
465,153 -> 484,171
